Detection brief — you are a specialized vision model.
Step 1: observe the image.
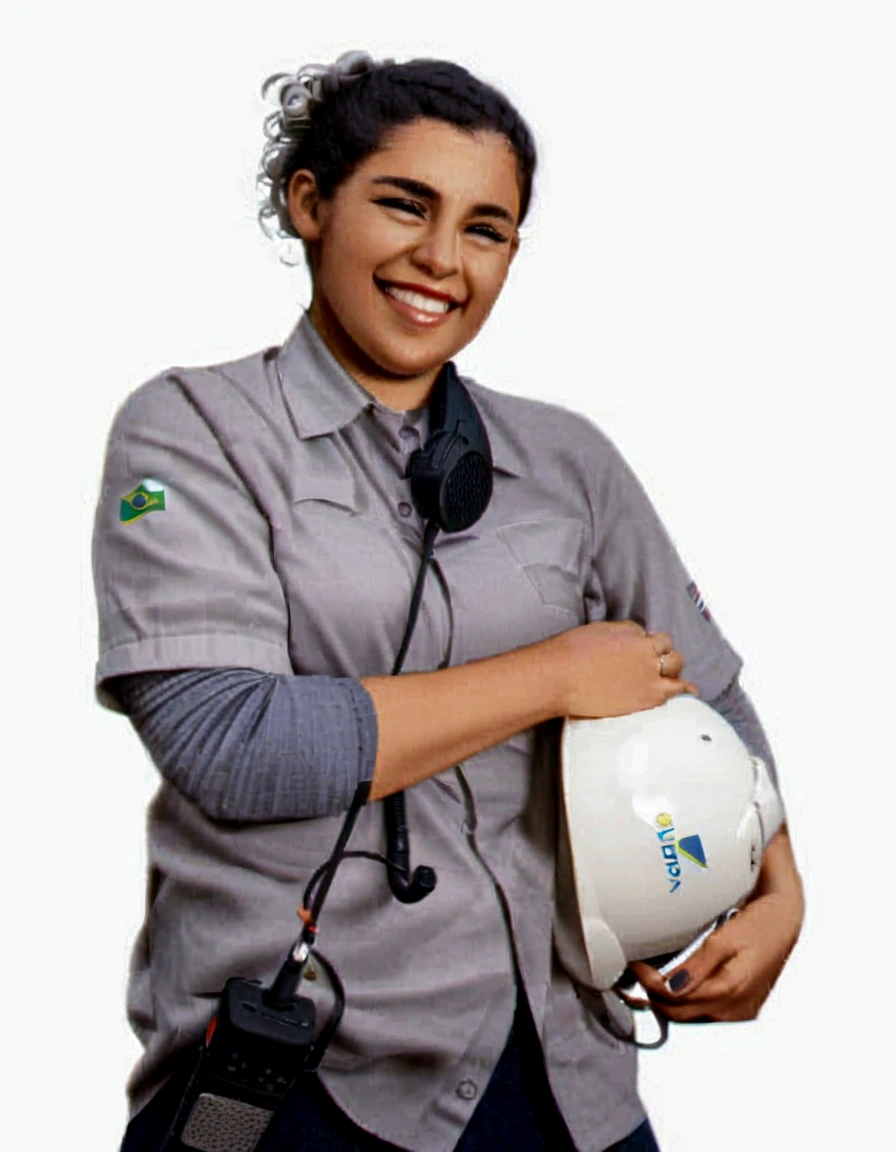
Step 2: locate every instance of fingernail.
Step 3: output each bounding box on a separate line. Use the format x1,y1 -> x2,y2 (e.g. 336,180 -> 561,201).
666,969 -> 690,993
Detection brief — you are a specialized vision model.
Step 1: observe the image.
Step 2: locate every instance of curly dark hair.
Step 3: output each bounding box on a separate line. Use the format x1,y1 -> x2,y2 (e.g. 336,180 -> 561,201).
258,53 -> 537,242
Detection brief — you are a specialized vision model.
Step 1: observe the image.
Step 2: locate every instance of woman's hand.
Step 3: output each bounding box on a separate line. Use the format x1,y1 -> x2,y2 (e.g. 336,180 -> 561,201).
626,826 -> 804,1023
548,620 -> 698,719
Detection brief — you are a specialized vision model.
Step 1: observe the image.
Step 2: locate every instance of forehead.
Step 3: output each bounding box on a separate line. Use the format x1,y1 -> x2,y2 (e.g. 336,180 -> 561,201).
348,118 -> 521,220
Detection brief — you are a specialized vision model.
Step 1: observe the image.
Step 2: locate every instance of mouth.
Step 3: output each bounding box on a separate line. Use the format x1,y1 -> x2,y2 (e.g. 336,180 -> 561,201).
375,278 -> 462,325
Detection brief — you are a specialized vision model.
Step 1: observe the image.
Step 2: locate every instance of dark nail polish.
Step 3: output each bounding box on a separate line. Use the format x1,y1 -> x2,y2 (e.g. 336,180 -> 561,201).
667,969 -> 690,993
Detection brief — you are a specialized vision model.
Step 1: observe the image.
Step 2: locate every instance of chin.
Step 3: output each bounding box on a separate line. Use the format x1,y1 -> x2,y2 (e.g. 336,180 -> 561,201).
365,333 -> 464,380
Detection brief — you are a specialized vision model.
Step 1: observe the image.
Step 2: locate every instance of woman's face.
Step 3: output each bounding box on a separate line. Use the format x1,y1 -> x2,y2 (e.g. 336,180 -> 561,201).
288,117 -> 521,408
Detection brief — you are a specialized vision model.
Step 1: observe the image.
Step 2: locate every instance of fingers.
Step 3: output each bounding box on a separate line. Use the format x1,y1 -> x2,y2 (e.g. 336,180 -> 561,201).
568,621 -> 701,716
628,925 -> 747,1023
641,963 -> 762,1024
619,984 -> 759,1027
656,649 -> 684,679
632,930 -> 738,1002
644,632 -> 689,685
645,631 -> 697,706
668,928 -> 740,993
627,961 -> 670,1001
648,631 -> 674,655
660,676 -> 700,700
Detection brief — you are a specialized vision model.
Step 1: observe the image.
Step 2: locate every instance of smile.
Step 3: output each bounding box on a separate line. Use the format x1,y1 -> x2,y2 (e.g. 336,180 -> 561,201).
384,284 -> 451,313
375,279 -> 461,326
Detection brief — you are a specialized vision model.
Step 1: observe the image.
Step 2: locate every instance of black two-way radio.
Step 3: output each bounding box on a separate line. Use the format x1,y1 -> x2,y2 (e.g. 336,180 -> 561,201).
158,781 -> 369,1152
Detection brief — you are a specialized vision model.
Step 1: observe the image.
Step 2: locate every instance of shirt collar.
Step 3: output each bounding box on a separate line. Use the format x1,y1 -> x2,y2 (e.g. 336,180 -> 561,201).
275,312 -> 373,439
274,311 -> 525,476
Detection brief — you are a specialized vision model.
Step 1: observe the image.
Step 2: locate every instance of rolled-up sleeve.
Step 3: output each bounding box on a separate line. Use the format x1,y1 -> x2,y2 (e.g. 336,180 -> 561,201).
583,431 -> 743,702
92,372 -> 293,710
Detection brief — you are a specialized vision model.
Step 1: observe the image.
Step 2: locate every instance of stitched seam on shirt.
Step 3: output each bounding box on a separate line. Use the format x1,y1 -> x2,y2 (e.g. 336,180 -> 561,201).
344,680 -> 377,780
99,633 -> 292,658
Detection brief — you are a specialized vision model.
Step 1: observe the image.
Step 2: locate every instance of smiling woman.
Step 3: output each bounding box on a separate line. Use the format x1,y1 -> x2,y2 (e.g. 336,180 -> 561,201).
257,54 -> 535,410
287,119 -> 521,407
95,50 -> 802,1152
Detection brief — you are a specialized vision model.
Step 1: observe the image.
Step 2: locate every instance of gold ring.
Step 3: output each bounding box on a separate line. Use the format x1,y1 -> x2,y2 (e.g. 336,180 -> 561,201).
659,653 -> 668,676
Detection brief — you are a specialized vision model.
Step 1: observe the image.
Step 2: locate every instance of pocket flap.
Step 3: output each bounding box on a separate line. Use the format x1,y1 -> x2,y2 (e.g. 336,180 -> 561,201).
495,518 -> 585,570
292,475 -> 357,511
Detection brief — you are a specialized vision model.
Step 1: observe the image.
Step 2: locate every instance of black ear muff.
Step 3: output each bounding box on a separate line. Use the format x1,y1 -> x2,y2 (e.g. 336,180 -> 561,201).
406,361 -> 493,533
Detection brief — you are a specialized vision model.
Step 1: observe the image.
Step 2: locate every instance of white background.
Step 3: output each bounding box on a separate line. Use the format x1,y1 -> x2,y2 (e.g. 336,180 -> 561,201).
3,2 -> 893,1148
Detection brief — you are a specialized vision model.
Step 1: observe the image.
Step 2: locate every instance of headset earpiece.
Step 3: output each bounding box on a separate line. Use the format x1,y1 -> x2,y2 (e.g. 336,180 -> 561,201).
406,361 -> 493,533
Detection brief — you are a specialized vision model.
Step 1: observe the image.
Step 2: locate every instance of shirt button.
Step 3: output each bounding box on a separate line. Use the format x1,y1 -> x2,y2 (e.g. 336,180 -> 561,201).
399,426 -> 417,441
456,1079 -> 478,1101
398,501 -> 413,518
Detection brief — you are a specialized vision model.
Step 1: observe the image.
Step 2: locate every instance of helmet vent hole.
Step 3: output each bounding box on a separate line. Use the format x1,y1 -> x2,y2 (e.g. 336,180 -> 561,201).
700,734 -> 712,743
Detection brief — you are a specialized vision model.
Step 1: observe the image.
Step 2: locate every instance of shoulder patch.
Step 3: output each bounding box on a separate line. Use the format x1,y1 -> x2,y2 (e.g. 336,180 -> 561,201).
686,579 -> 712,622
121,479 -> 166,523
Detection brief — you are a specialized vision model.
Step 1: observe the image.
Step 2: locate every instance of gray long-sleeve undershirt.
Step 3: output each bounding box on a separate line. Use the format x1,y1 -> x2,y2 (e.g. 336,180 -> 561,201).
113,669 -> 379,822
112,667 -> 778,825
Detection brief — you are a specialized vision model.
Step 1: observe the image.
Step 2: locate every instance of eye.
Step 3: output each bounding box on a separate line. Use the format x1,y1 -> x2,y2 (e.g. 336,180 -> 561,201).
373,196 -> 426,219
466,223 -> 512,244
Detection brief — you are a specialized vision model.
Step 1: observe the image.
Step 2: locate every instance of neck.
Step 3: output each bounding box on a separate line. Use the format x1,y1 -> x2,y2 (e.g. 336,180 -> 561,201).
308,296 -> 440,411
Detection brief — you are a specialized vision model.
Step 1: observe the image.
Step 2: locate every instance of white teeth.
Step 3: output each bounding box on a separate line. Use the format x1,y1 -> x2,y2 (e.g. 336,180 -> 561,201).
383,284 -> 451,314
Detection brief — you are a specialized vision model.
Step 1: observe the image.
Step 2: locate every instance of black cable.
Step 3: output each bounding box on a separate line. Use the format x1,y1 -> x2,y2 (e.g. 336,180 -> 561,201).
302,949 -> 346,1073
383,520 -> 441,905
307,781 -> 371,928
302,849 -> 407,911
268,781 -> 370,1005
391,520 -> 439,676
431,556 -> 455,671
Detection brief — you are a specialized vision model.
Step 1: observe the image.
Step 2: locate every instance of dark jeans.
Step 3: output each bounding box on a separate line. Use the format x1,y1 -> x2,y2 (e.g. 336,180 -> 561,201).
120,992 -> 660,1152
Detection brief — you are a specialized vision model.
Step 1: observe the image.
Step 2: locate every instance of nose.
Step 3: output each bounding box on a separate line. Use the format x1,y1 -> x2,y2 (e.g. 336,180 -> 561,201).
409,219 -> 460,279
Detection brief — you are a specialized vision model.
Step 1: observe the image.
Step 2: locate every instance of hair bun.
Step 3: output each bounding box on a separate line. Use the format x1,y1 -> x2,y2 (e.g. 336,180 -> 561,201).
329,50 -> 381,83
268,49 -> 381,124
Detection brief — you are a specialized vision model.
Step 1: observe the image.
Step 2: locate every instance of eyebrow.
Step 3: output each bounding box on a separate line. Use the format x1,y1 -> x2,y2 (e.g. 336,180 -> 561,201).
370,176 -> 517,226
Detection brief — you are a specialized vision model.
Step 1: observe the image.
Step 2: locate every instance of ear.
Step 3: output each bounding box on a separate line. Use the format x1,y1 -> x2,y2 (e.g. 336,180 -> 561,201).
287,169 -> 324,242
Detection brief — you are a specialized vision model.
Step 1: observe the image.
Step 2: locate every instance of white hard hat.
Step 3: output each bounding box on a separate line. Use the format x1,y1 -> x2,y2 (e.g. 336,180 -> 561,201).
555,695 -> 784,994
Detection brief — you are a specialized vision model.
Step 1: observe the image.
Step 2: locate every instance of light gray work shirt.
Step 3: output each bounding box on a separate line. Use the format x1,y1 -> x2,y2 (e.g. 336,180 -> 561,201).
93,313 -> 743,1151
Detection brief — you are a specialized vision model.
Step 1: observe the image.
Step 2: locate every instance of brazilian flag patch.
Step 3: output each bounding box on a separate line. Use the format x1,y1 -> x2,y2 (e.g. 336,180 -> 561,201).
120,480 -> 166,523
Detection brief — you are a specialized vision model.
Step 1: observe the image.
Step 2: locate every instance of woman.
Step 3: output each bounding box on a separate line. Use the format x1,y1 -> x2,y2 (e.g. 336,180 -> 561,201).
94,52 -> 804,1152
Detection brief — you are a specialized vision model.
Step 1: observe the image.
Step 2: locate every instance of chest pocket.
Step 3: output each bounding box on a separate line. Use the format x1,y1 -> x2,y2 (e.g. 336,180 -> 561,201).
436,516 -> 587,665
494,518 -> 586,618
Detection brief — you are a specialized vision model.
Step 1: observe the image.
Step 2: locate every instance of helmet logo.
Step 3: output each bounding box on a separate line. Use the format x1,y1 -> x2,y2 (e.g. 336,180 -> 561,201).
654,813 -> 708,893
678,835 -> 707,868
